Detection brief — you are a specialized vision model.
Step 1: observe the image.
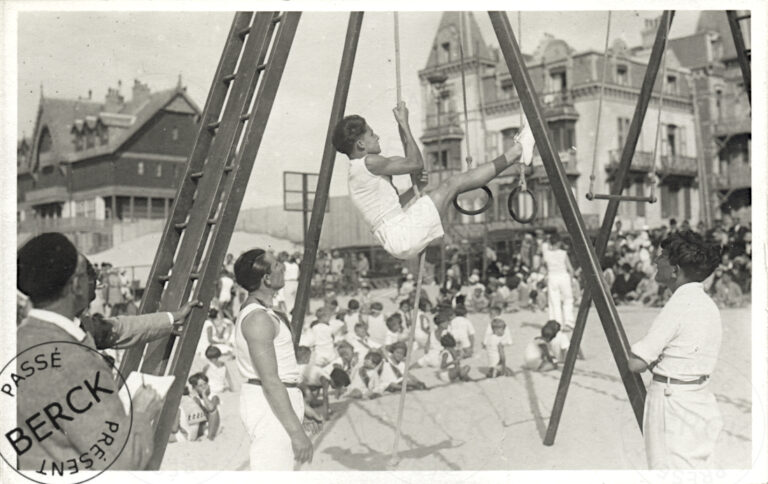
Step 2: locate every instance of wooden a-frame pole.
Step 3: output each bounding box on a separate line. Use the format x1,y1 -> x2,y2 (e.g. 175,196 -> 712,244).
489,11 -> 648,430
543,11 -> 675,445
291,12 -> 365,343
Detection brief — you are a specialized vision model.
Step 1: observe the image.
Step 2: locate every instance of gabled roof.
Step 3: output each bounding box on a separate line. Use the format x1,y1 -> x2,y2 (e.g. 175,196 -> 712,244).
24,85 -> 200,173
669,31 -> 712,70
425,12 -> 494,69
696,10 -> 747,62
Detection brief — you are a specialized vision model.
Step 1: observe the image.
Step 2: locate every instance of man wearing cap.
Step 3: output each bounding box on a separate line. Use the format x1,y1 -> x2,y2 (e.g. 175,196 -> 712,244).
16,232 -> 197,470
233,248 -> 313,470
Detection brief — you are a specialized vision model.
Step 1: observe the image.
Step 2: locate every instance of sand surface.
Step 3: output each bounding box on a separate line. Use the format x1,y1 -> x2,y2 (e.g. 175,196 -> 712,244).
161,286 -> 755,472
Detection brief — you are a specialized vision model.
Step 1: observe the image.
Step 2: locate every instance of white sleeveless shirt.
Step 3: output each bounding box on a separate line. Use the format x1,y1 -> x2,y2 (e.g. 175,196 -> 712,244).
234,302 -> 299,384
543,248 -> 569,276
348,156 -> 403,230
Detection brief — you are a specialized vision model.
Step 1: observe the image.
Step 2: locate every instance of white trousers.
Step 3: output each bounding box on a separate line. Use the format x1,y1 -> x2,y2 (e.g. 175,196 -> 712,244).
283,280 -> 299,315
547,273 -> 574,328
240,383 -> 305,471
643,379 -> 723,469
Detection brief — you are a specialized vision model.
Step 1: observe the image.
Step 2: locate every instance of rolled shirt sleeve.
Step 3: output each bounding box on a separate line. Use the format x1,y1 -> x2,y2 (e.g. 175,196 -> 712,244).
630,305 -> 681,366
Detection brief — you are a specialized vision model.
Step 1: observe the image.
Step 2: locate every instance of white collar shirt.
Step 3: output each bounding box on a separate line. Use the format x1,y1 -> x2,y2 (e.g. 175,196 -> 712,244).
631,282 -> 722,380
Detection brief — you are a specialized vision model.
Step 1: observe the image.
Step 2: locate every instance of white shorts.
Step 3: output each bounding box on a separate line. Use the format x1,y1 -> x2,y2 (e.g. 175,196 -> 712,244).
240,383 -> 305,471
374,196 -> 444,260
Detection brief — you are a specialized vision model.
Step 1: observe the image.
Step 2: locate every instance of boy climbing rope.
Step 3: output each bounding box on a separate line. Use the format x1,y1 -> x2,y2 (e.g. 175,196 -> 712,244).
332,101 -> 535,260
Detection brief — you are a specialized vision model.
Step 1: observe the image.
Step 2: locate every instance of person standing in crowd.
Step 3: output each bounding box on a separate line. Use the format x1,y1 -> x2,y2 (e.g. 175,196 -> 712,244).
541,232 -> 575,353
233,248 -> 312,470
628,230 -> 723,469
281,251 -> 300,316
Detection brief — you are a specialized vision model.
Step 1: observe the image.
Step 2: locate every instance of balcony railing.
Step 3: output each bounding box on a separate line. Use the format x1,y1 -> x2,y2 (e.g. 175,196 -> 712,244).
425,112 -> 461,129
659,154 -> 699,177
529,149 -> 579,178
710,167 -> 751,191
607,149 -> 655,172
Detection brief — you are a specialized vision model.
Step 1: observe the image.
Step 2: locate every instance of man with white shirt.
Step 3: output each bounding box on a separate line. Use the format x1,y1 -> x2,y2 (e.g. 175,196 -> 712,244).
280,251 -> 300,316
628,230 -> 724,469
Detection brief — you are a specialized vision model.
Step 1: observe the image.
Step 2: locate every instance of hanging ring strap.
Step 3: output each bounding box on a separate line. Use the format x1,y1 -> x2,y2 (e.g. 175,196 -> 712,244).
587,11 -> 612,200
508,164 -> 537,223
648,14 -> 671,205
452,11 -> 493,216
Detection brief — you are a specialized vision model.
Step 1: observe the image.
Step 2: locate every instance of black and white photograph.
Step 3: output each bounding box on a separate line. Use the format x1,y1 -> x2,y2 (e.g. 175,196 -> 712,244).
2,1 -> 766,481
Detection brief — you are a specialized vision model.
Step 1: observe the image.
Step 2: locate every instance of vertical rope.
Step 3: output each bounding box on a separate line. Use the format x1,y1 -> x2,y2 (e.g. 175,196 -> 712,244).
588,11 -> 612,197
458,12 -> 472,166
389,11 -> 428,466
649,14 -> 671,203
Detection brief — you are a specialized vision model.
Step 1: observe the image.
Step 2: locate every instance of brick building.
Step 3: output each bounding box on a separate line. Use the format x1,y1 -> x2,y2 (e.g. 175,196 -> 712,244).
17,79 -> 201,253
669,11 -> 752,223
419,12 -> 707,257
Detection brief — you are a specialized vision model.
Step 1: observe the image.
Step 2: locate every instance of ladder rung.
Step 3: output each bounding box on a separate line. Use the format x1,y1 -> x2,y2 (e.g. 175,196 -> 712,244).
272,13 -> 284,24
240,112 -> 252,121
224,164 -> 234,172
237,27 -> 251,39
174,221 -> 188,231
207,120 -> 221,132
190,171 -> 203,180
222,73 -> 236,84
256,63 -> 267,72
158,274 -> 171,283
207,218 -> 217,225
190,273 -> 200,281
588,193 -> 656,203
736,14 -> 751,22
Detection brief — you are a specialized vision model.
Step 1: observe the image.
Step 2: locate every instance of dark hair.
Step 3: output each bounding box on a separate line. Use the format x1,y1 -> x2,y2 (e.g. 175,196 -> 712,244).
205,345 -> 222,360
234,249 -> 271,291
332,115 -> 368,156
454,305 -> 468,317
348,299 -> 360,310
490,305 -> 502,314
621,263 -> 632,272
541,320 -> 561,341
549,232 -> 561,245
330,368 -> 351,388
660,230 -> 722,282
188,372 -> 208,387
389,341 -> 408,355
296,345 -> 312,362
370,301 -> 383,311
17,232 -> 80,305
418,298 -> 429,311
208,308 -> 219,319
386,313 -> 402,329
399,299 -> 411,308
354,322 -> 367,330
365,351 -> 383,365
440,333 -> 456,348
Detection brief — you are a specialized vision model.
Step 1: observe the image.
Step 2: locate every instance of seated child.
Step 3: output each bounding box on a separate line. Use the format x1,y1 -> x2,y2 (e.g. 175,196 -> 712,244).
384,313 -> 408,345
449,304 -> 476,358
348,351 -> 388,399
172,384 -> 207,442
324,340 -> 358,398
202,346 -> 233,395
347,322 -> 382,357
467,285 -> 490,313
438,333 -> 471,382
413,298 -> 433,351
382,341 -> 427,391
344,299 -> 362,334
396,298 -> 413,332
332,103 -> 534,260
296,346 -> 331,422
188,372 -> 221,440
523,320 -> 561,372
415,313 -> 446,369
366,301 -> 387,346
483,318 -> 514,378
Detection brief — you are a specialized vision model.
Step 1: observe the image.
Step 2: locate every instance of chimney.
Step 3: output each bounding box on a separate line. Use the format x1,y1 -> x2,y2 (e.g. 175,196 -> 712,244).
132,79 -> 151,105
104,86 -> 125,113
641,16 -> 661,49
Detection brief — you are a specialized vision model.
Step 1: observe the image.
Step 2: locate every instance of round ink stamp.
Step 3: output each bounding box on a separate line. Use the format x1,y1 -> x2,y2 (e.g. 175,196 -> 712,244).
0,341 -> 133,484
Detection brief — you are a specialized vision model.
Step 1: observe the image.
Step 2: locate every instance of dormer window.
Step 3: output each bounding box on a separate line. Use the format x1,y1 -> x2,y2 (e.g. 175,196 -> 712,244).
441,42 -> 451,63
665,74 -> 677,95
172,127 -> 179,141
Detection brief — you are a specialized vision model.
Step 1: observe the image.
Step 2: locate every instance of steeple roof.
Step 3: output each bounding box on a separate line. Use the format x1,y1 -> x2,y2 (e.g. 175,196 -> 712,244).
425,12 -> 494,69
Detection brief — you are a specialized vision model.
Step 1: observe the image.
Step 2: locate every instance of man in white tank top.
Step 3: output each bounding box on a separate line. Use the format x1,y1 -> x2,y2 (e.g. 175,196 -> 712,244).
332,102 -> 536,260
233,248 -> 313,470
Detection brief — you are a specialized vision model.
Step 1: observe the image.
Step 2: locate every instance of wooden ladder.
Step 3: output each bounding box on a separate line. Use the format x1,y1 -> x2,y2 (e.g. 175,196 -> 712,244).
726,10 -> 751,106
117,11 -> 301,469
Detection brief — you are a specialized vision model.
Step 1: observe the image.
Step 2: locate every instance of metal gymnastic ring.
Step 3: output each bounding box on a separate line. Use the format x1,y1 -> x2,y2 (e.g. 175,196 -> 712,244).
452,186 -> 493,216
507,185 -> 537,224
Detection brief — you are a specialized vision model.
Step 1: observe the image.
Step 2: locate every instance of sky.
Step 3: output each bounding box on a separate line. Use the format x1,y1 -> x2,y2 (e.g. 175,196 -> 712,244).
15,8 -> 703,209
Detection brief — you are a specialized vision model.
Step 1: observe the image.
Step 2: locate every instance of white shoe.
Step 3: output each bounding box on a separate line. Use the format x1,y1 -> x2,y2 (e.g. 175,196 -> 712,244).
516,120 -> 535,166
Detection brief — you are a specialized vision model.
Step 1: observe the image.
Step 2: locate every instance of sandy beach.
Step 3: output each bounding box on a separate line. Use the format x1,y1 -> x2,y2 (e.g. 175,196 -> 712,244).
161,286 -> 754,471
